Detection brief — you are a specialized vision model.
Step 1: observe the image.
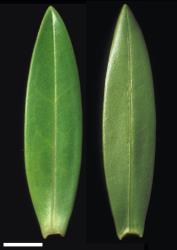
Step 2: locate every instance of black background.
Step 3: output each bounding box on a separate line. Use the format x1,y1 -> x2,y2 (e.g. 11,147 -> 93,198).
1,1 -> 177,250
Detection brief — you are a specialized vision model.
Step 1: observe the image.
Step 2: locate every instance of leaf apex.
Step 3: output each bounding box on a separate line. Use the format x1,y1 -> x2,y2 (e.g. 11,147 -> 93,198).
46,5 -> 56,14
120,3 -> 131,15
122,3 -> 129,9
44,6 -> 59,21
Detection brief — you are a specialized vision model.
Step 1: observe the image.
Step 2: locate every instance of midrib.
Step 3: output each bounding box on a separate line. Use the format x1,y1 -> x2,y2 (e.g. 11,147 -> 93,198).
126,12 -> 133,230
51,13 -> 57,230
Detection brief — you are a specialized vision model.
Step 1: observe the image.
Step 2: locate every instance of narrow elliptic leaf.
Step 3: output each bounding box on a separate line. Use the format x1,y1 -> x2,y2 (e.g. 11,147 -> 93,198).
103,4 -> 156,239
25,6 -> 82,238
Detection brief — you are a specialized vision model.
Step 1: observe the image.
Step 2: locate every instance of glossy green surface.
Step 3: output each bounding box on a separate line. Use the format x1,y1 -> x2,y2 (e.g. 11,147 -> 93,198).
103,4 -> 156,239
25,6 -> 82,238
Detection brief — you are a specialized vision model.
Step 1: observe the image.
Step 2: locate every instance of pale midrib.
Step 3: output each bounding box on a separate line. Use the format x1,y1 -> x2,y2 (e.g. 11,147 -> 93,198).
51,14 -> 57,230
126,12 -> 133,230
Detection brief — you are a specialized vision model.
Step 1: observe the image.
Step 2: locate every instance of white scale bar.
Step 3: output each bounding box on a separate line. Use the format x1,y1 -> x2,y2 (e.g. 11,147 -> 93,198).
3,243 -> 43,247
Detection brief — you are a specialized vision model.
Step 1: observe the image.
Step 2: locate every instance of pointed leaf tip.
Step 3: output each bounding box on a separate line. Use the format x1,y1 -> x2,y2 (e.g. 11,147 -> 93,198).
119,4 -> 133,17
122,3 -> 129,10
43,6 -> 62,24
45,5 -> 57,14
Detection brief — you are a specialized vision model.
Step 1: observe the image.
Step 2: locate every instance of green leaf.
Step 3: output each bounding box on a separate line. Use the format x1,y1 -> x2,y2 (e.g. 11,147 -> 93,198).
24,6 -> 82,238
103,4 -> 156,239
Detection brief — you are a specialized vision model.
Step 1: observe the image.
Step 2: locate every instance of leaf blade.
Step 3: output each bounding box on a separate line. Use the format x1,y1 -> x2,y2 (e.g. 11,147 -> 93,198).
25,6 -> 82,238
103,4 -> 156,239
